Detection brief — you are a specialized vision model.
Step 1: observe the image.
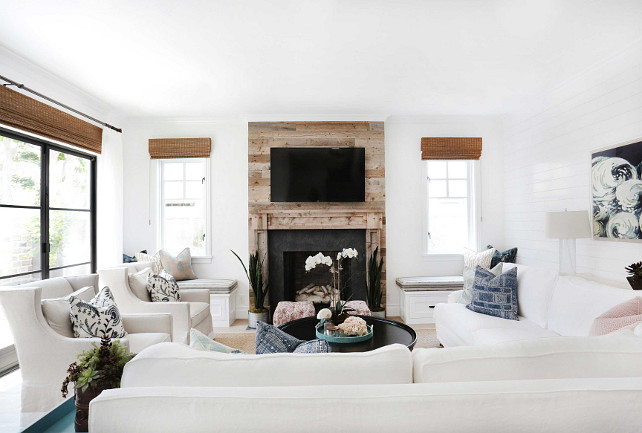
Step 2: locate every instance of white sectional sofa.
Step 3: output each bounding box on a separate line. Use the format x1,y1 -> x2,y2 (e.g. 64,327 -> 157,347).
435,263 -> 639,347
89,339 -> 642,432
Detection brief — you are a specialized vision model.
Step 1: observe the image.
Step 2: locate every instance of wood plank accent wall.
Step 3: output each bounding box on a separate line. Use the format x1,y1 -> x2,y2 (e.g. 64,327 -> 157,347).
248,121 -> 386,310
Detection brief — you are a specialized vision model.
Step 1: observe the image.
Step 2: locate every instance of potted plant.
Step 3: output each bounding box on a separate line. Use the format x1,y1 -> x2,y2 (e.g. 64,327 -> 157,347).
625,261 -> 642,290
232,250 -> 269,328
367,246 -> 385,318
61,335 -> 133,432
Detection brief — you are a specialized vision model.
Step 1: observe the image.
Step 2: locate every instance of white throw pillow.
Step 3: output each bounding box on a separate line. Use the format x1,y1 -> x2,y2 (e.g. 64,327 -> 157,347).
41,286 -> 95,337
70,287 -> 127,338
463,248 -> 495,270
146,270 -> 181,302
134,251 -> 164,274
128,268 -> 152,301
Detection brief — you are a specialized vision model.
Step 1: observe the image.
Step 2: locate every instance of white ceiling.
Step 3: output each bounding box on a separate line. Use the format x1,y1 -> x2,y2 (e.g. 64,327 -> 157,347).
1,0 -> 642,118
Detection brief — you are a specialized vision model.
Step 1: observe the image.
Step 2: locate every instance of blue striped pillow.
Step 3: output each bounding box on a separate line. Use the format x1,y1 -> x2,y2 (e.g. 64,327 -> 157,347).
466,266 -> 519,321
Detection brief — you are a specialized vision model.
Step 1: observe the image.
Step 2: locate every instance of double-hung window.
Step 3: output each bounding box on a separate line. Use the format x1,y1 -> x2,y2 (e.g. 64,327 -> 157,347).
425,160 -> 476,254
158,159 -> 209,257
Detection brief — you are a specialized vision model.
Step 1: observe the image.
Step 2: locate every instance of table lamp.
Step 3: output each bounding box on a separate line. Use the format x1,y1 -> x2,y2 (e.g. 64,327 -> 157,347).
545,210 -> 591,276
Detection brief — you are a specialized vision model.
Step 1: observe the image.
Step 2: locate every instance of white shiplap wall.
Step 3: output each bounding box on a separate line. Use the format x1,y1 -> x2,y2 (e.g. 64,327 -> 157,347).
503,40 -> 642,285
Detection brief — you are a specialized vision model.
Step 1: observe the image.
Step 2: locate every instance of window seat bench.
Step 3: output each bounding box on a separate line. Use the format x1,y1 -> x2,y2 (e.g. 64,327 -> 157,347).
396,276 -> 463,324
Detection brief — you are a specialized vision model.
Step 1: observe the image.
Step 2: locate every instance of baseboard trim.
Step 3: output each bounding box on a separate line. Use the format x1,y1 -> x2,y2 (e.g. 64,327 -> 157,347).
235,307 -> 249,319
386,304 -> 400,317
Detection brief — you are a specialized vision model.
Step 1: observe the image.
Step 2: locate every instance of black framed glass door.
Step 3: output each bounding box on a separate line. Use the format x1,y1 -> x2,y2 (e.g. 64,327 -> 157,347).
0,127 -> 97,284
0,128 -> 97,361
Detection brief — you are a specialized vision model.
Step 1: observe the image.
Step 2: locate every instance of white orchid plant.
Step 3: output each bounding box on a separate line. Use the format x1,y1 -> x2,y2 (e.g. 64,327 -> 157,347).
306,248 -> 358,319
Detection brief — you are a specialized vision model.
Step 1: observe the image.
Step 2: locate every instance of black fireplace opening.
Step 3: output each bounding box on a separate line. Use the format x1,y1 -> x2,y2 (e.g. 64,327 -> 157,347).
284,250 -> 353,305
268,229 -> 366,309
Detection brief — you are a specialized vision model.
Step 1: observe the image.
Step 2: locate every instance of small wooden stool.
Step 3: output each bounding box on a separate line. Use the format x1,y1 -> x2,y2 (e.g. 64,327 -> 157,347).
272,301 -> 316,327
344,300 -> 371,316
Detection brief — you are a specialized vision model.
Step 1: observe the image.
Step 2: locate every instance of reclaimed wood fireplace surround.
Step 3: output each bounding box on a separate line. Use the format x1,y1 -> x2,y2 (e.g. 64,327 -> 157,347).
248,121 -> 386,310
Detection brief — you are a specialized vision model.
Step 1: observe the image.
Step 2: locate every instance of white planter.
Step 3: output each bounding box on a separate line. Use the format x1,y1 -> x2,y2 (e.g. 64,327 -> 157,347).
248,310 -> 269,329
371,310 -> 386,319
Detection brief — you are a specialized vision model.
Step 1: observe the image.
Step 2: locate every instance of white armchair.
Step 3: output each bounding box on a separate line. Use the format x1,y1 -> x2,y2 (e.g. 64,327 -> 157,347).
0,275 -> 172,414
99,266 -> 213,345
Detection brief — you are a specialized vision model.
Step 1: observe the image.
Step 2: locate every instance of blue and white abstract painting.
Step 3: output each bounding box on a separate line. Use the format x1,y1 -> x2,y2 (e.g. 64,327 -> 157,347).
591,140 -> 642,240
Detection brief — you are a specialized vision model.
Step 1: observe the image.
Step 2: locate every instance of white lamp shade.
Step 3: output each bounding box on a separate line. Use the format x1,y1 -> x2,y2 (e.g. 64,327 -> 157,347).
545,210 -> 591,239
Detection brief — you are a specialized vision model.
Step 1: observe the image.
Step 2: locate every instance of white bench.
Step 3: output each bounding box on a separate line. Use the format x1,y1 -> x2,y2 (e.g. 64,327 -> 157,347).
396,276 -> 463,324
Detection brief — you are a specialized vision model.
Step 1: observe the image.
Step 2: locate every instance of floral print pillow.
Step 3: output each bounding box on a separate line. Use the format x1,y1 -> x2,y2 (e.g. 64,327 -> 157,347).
146,270 -> 181,302
69,287 -> 127,338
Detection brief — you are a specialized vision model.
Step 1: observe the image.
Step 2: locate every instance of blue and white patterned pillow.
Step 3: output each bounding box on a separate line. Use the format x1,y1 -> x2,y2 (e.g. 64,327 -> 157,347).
146,270 -> 181,302
466,266 -> 519,321
293,339 -> 330,353
460,262 -> 503,305
69,287 -> 127,338
255,322 -> 329,354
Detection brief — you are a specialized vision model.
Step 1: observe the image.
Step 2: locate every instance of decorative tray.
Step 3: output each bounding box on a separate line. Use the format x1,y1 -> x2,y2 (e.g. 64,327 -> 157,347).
315,322 -> 374,344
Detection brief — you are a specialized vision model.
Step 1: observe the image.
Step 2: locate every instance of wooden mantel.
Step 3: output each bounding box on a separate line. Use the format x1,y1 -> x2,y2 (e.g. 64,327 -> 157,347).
248,121 -> 386,309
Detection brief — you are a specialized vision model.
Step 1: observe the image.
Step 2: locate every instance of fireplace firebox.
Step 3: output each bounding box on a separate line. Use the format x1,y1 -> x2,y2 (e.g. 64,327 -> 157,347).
268,229 -> 366,309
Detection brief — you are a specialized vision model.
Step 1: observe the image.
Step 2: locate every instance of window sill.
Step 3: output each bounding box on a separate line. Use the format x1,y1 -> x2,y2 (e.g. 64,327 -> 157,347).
422,253 -> 464,262
191,256 -> 213,264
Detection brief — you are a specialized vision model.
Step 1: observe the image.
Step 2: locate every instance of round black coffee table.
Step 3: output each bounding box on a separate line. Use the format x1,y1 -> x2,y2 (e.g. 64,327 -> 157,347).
278,316 -> 417,352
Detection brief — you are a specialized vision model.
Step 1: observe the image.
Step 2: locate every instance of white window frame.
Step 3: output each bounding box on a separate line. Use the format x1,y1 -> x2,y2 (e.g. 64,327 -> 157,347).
157,158 -> 212,262
422,160 -> 481,258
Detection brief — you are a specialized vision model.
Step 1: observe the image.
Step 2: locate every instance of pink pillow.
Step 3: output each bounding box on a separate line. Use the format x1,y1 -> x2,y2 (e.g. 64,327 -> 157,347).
159,248 -> 197,281
589,297 -> 642,336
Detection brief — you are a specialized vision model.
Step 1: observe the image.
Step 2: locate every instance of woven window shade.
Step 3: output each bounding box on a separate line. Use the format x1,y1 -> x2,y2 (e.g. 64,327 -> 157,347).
421,137 -> 482,160
0,85 -> 102,153
148,138 -> 211,159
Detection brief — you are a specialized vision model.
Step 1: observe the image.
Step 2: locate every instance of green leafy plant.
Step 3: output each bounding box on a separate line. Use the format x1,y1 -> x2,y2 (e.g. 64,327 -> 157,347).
61,335 -> 133,398
625,261 -> 642,281
366,246 -> 384,312
231,250 -> 269,313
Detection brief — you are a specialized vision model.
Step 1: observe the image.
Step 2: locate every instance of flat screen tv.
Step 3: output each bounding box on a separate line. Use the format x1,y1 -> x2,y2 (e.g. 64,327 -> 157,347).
270,148 -> 365,202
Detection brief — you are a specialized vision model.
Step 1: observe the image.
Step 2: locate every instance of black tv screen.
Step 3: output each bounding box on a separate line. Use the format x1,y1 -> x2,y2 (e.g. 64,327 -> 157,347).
271,148 -> 365,202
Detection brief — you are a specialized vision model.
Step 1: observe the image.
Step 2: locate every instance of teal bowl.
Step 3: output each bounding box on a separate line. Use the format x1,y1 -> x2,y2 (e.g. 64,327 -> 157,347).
315,322 -> 374,343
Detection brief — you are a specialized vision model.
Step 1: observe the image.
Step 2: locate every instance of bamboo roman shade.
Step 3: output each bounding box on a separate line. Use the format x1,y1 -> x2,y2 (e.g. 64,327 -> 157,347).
148,138 -> 212,159
0,85 -> 103,153
421,137 -> 482,160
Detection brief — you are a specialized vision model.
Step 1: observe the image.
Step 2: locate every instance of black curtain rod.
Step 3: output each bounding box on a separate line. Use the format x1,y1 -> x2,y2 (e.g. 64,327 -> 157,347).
0,74 -> 122,133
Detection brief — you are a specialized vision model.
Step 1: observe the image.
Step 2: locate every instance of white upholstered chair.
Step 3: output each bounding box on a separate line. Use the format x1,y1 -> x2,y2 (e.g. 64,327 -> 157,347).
98,264 -> 213,345
0,274 -> 172,413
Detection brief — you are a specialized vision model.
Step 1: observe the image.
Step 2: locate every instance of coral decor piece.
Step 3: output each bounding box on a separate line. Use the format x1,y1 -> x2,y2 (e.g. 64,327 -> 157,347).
337,316 -> 368,336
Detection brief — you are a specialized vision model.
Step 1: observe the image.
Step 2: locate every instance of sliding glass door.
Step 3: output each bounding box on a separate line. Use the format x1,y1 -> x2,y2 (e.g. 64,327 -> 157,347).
0,128 -> 96,371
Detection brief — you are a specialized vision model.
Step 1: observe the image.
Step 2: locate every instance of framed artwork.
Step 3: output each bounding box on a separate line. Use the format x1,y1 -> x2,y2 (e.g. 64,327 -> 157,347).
591,138 -> 642,241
